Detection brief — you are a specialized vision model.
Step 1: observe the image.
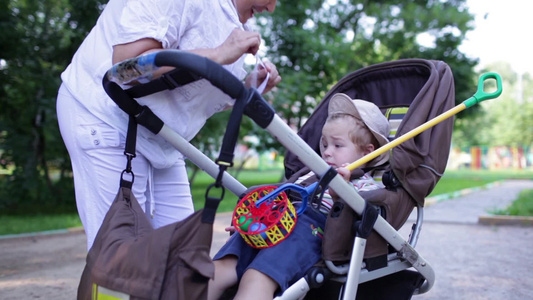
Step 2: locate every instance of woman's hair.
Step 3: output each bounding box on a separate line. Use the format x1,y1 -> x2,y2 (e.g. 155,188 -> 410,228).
326,113 -> 379,152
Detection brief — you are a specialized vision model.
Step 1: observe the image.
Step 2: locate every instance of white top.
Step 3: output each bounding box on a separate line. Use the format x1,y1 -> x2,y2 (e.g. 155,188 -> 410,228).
61,0 -> 247,168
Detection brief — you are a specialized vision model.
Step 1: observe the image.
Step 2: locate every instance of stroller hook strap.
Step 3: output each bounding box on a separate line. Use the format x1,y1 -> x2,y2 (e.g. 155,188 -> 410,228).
119,115 -> 137,188
102,78 -> 165,188
102,78 -> 164,135
203,183 -> 225,224
215,88 -> 253,167
309,167 -> 338,209
124,115 -> 137,160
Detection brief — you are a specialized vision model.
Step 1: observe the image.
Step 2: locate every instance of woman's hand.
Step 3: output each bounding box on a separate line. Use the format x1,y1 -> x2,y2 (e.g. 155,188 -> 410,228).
245,58 -> 282,94
216,28 -> 261,65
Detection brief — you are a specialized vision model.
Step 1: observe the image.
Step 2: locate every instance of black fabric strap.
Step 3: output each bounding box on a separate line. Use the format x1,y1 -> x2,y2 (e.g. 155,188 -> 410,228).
202,184 -> 225,224
216,90 -> 251,167
124,115 -> 137,158
120,115 -> 137,188
102,70 -> 197,190
126,68 -> 198,98
103,79 -> 164,134
308,167 -> 337,212
212,89 -> 251,190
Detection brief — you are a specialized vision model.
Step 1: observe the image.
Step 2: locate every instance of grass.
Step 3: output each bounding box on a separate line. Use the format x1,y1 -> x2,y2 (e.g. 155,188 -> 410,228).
492,189 -> 533,216
1,168 -> 531,236
0,214 -> 83,236
428,169 -> 533,197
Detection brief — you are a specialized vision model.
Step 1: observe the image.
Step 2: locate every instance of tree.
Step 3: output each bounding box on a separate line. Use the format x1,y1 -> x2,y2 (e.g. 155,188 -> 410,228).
254,1 -> 476,128
452,61 -> 533,148
195,0 -> 477,166
0,0 -> 106,213
0,0 -> 481,212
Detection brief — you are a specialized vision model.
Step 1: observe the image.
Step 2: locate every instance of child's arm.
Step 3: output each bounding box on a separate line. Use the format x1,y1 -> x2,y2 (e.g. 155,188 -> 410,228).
328,166 -> 351,199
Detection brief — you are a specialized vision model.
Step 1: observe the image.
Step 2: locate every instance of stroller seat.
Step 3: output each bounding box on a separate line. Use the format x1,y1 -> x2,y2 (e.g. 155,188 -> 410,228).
276,59 -> 455,299
221,58 -> 454,300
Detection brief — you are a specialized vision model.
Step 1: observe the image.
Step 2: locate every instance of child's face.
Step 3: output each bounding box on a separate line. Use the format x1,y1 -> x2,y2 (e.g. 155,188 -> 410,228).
320,118 -> 366,168
233,0 -> 277,24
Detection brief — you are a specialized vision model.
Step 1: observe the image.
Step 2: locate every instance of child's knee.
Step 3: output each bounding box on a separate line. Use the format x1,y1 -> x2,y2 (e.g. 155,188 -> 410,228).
208,257 -> 239,300
213,256 -> 238,284
235,269 -> 278,300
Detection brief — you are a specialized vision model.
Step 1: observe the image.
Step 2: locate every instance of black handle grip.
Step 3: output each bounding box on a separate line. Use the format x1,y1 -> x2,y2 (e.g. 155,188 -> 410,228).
154,50 -> 247,100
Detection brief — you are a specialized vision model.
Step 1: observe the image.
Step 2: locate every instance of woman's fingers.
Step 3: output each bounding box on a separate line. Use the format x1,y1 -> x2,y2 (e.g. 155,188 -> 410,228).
259,60 -> 282,94
218,29 -> 261,64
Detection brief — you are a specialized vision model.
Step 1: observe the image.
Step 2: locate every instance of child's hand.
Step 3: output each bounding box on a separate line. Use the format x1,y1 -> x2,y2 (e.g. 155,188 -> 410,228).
329,165 -> 351,200
225,226 -> 236,233
337,165 -> 351,181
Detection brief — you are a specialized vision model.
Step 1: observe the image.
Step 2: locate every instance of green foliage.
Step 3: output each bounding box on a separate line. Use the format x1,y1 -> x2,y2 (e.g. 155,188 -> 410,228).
258,0 -> 477,129
194,0 -> 479,177
1,0 -> 481,213
428,176 -> 494,197
452,61 -> 533,148
0,213 -> 82,235
0,0 -> 105,213
492,189 -> 533,217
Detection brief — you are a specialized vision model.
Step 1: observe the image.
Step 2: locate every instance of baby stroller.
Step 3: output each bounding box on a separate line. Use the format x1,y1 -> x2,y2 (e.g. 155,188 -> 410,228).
79,50 -> 501,299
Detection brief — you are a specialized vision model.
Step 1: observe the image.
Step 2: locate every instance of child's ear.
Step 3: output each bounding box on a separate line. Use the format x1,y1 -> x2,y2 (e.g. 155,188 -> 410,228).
364,143 -> 375,155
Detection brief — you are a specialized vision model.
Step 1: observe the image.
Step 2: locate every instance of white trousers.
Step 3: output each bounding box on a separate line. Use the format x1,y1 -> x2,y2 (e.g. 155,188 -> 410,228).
57,84 -> 194,250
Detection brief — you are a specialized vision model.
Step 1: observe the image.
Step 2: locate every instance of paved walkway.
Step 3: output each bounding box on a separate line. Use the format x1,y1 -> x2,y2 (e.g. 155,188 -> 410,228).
406,179 -> 533,299
0,180 -> 532,299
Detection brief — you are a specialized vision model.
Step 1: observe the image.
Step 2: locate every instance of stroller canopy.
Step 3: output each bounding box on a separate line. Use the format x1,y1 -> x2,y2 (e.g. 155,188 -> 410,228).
285,59 -> 455,206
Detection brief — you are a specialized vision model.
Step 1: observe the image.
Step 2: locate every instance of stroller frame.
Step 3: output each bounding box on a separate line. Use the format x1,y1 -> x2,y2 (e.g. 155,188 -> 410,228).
103,50 -> 435,299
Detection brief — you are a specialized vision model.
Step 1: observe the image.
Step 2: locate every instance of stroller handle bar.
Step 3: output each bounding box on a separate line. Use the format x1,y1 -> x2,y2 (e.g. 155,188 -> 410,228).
105,50 -> 248,101
345,72 -> 503,171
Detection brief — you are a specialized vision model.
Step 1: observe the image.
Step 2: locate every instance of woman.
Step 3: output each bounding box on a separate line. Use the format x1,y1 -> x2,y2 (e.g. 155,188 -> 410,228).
57,0 -> 281,250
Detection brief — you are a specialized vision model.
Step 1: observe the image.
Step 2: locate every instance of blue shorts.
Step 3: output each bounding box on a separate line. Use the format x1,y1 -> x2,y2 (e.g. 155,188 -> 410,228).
213,205 -> 327,292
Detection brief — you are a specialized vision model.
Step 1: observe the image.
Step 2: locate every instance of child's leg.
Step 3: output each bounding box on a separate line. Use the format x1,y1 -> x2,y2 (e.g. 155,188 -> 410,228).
208,256 -> 239,300
234,269 -> 278,300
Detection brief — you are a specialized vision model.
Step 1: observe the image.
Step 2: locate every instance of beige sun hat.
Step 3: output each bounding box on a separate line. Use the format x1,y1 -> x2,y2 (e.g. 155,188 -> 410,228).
328,93 -> 390,166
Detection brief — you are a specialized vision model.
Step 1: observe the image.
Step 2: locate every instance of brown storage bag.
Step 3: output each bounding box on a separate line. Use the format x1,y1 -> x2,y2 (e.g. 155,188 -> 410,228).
78,183 -> 214,300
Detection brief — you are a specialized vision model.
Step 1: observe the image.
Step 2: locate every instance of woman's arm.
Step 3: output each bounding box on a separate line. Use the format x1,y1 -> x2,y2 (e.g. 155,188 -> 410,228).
112,28 -> 261,65
111,29 -> 280,90
112,38 -> 173,79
